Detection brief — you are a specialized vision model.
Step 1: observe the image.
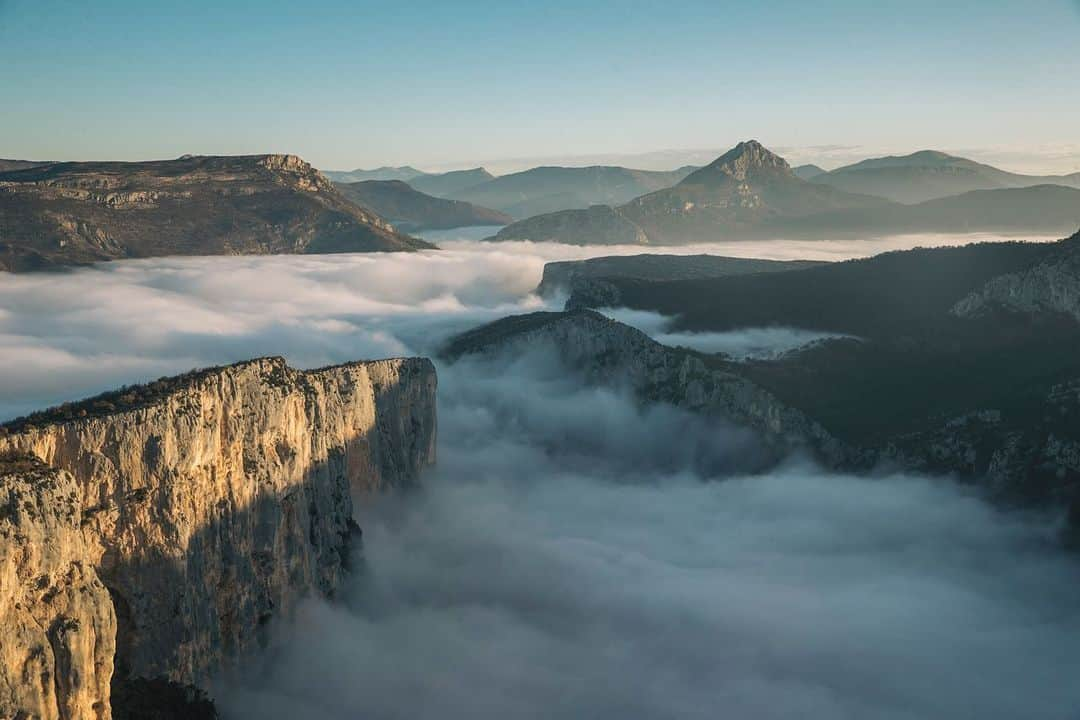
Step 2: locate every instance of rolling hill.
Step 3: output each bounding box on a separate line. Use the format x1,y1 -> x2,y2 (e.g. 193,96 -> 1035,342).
335,179 -> 511,231
811,150 -> 1080,204
322,165 -> 428,183
448,164 -> 697,219
408,168 -> 495,197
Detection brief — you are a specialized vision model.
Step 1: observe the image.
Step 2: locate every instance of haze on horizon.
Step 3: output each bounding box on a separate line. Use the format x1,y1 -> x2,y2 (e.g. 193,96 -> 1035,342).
2,0 -> 1079,174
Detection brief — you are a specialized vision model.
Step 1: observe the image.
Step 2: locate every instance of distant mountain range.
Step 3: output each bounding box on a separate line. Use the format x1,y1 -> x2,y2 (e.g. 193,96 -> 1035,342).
0,159 -> 53,173
491,141 -> 1080,245
810,150 -> 1080,204
409,168 -> 495,198
322,164 -> 697,220
335,179 -> 511,232
446,165 -> 698,219
0,154 -> 431,272
322,165 -> 427,183
793,164 -> 826,180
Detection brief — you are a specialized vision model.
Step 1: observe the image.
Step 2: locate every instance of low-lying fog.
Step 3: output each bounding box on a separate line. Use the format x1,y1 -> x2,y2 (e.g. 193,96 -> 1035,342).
1,233 -> 1077,718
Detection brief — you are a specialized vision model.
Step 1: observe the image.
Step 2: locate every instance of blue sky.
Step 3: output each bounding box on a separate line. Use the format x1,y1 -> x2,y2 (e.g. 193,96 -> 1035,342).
1,0 -> 1078,172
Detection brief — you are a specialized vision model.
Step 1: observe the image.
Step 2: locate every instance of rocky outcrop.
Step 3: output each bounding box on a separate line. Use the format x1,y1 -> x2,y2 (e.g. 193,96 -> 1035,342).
0,154 -> 434,272
0,356 -> 437,719
444,310 -> 843,465
952,229 -> 1080,321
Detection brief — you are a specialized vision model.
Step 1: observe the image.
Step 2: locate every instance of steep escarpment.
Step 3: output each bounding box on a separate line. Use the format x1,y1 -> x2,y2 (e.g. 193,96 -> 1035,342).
0,154 -> 433,272
0,356 -> 437,719
444,310 -> 843,465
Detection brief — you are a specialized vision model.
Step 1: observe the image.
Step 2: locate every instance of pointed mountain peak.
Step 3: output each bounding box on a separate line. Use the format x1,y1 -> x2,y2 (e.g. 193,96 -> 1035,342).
679,140 -> 793,186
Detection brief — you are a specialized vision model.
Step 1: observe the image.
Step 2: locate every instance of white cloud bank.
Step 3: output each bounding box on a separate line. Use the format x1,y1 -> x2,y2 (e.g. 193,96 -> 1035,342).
0,235 -> 1077,719
218,349 -> 1080,720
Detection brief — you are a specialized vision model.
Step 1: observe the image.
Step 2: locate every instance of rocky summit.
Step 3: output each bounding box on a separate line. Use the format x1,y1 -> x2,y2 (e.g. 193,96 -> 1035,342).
490,141 -> 1080,245
489,140 -> 890,245
0,154 -> 434,272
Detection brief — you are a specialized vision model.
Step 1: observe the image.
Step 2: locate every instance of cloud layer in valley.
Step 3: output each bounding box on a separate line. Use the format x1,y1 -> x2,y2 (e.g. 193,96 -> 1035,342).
218,348 -> 1080,720
6,232 -> 1055,419
1,234 -> 1078,718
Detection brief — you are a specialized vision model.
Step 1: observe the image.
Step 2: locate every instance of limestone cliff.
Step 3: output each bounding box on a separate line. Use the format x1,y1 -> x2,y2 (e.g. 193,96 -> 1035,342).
0,456 -> 115,720
952,229 -> 1080,321
0,356 -> 437,719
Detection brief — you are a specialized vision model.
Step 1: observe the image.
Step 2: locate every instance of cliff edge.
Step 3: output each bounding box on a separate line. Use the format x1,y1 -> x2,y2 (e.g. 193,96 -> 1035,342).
0,356 -> 437,719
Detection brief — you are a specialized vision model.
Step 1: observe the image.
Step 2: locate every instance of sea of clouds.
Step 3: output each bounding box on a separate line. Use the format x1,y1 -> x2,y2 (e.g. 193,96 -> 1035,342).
1,233 -> 1077,718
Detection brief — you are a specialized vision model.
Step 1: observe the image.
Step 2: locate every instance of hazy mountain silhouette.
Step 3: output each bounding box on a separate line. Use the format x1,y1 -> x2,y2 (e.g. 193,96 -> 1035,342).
335,179 -> 511,231
811,150 -> 1080,203
448,165 -> 697,219
323,165 -> 427,183
491,142 -> 1080,245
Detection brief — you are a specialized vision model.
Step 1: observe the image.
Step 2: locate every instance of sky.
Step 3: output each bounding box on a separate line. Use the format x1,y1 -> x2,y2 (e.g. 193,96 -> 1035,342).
1,0 -> 1079,173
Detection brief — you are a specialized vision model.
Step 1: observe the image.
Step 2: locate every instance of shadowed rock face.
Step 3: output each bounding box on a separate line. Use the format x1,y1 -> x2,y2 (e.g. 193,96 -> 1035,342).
443,309 -> 844,467
0,154 -> 434,272
0,356 -> 437,719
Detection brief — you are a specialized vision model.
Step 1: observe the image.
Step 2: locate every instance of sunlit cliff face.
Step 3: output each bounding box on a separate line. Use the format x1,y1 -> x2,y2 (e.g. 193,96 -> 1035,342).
2,233 -> 1078,719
